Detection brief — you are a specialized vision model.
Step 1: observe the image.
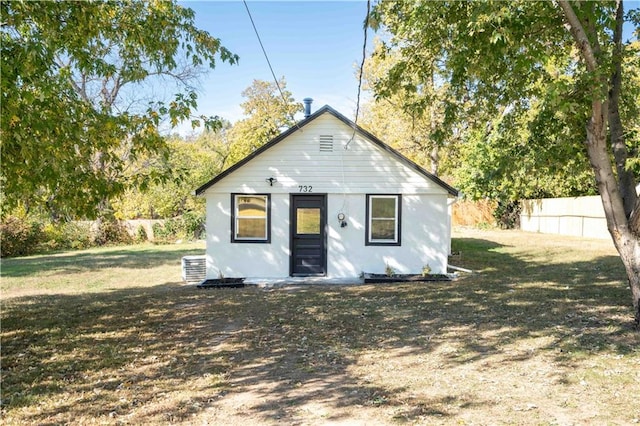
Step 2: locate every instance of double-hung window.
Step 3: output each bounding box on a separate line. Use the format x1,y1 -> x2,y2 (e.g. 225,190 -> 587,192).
366,194 -> 401,246
231,194 -> 270,243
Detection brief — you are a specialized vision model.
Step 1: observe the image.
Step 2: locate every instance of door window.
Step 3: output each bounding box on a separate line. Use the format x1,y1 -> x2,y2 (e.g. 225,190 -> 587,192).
296,208 -> 320,234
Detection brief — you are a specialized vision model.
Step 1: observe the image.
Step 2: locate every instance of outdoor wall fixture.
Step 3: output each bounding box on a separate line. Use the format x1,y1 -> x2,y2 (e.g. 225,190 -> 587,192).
337,212 -> 348,228
265,177 -> 277,186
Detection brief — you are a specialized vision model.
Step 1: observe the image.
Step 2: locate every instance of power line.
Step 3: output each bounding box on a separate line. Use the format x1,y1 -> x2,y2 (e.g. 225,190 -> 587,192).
339,0 -> 371,217
345,0 -> 370,149
242,0 -> 301,130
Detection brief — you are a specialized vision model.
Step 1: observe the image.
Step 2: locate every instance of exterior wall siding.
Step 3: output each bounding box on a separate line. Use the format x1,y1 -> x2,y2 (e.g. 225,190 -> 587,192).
205,192 -> 449,279
325,193 -> 449,277
207,115 -> 448,195
206,193 -> 290,278
203,113 -> 452,280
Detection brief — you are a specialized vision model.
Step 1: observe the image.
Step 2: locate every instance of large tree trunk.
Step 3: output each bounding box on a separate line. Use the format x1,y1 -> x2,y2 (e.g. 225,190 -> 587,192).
560,0 -> 640,327
614,224 -> 640,327
623,242 -> 640,327
584,99 -> 640,327
605,0 -> 640,326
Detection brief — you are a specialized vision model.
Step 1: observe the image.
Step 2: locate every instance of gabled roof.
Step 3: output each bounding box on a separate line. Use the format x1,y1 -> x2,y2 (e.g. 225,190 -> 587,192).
195,105 -> 459,197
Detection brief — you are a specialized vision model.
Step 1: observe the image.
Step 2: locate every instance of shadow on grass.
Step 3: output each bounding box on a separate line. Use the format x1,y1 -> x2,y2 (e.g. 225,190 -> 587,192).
1,245 -> 204,278
1,237 -> 637,424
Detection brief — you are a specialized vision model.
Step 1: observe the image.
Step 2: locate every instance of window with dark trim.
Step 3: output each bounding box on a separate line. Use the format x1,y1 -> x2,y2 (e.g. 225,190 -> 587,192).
231,194 -> 271,243
365,194 -> 401,246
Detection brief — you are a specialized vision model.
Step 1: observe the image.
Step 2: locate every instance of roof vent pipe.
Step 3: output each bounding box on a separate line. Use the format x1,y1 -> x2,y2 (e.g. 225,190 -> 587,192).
303,98 -> 313,118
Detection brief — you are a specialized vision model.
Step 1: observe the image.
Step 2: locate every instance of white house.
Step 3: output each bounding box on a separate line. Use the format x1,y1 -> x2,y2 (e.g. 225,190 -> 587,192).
195,103 -> 458,282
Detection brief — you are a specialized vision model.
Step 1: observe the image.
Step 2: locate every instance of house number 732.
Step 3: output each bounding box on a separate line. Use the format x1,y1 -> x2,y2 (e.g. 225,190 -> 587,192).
298,185 -> 312,192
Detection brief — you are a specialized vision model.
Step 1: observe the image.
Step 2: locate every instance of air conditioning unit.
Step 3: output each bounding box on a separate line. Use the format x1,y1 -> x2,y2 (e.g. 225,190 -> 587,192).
182,255 -> 206,284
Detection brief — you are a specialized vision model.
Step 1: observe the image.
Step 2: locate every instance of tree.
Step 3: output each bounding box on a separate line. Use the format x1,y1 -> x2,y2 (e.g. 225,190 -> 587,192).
113,76 -> 302,220
225,78 -> 302,167
112,124 -> 231,219
453,81 -> 599,227
371,1 -> 640,325
1,1 -> 238,219
360,39 -> 455,176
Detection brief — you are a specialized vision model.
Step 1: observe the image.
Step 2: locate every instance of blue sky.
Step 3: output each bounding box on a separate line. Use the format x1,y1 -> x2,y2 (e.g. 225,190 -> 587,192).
180,1 -> 373,133
178,1 -> 640,135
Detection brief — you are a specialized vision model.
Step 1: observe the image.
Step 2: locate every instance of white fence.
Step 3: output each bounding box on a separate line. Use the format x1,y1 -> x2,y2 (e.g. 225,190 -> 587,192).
520,195 -> 609,239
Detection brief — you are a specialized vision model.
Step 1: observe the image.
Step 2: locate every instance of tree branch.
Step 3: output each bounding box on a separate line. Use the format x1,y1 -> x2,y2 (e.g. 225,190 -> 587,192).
557,1 -> 598,72
105,74 -> 126,110
56,56 -> 92,103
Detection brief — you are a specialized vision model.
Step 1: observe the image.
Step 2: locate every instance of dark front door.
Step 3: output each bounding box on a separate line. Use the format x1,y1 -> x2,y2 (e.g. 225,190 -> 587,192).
290,194 -> 327,276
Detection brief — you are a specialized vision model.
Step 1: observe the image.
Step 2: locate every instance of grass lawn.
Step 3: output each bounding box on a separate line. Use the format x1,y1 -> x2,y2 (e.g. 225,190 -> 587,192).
1,230 -> 639,425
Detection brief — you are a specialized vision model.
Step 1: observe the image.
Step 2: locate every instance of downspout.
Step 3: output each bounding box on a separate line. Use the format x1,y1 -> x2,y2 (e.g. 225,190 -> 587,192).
446,194 -> 474,274
447,194 -> 460,256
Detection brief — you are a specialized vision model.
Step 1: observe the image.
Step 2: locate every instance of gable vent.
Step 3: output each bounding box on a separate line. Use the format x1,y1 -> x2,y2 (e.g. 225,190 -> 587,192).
319,135 -> 334,152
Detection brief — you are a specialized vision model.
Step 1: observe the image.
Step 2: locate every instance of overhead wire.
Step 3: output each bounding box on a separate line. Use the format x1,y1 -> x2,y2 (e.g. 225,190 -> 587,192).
339,0 -> 371,219
243,0 -> 371,220
344,0 -> 370,150
242,0 -> 301,131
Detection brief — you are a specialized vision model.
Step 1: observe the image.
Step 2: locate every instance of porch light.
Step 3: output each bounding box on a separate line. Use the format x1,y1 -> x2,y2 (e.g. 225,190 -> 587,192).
266,177 -> 277,186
